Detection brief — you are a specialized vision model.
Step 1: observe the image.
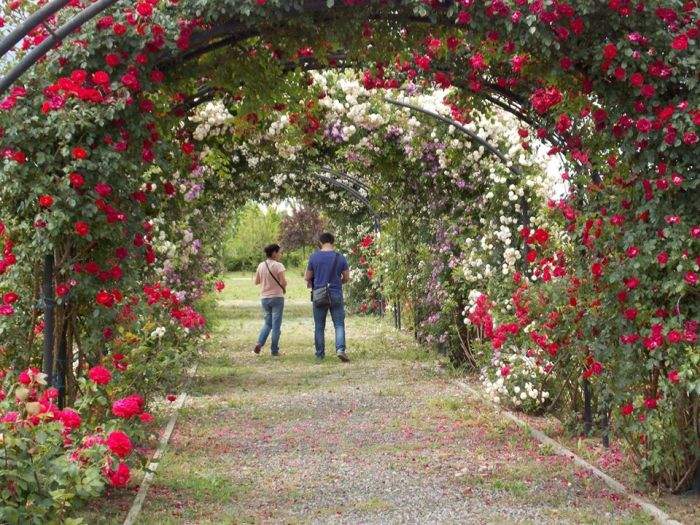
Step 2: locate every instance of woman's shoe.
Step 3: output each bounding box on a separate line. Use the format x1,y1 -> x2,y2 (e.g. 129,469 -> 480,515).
337,352 -> 350,362
253,344 -> 262,354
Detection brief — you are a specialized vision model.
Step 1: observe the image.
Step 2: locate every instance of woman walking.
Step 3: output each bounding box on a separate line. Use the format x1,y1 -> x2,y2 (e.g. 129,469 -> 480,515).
253,244 -> 287,356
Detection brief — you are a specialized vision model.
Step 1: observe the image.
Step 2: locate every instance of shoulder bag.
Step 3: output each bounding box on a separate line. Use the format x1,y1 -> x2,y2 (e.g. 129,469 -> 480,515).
311,253 -> 339,308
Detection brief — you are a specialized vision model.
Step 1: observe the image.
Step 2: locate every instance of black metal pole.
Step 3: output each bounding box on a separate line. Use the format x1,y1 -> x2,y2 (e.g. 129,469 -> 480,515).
583,378 -> 592,435
601,405 -> 610,448
54,317 -> 68,408
41,254 -> 55,385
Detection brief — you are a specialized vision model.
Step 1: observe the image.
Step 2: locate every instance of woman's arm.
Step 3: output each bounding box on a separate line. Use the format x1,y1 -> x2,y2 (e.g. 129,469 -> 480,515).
279,270 -> 288,289
254,267 -> 261,285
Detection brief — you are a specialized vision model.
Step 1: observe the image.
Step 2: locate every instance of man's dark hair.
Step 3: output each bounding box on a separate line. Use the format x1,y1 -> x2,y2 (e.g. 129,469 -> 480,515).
264,244 -> 281,258
318,232 -> 335,245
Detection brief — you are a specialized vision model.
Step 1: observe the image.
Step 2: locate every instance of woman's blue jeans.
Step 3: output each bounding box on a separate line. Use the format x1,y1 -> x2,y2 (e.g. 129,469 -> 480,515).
312,292 -> 346,357
257,297 -> 284,355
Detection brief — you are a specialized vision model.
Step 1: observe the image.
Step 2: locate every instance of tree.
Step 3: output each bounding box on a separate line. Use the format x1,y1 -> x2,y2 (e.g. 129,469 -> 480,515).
224,203 -> 282,271
280,206 -> 326,257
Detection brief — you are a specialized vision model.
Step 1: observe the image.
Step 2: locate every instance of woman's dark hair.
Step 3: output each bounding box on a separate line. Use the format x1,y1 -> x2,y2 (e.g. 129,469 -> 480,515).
318,232 -> 335,245
264,244 -> 281,258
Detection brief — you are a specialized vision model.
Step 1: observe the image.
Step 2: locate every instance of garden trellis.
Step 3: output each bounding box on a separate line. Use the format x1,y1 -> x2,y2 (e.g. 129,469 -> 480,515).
0,1 -> 697,520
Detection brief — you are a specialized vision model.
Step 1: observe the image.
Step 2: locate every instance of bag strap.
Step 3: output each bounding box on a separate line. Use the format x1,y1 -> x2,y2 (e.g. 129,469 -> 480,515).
264,260 -> 285,293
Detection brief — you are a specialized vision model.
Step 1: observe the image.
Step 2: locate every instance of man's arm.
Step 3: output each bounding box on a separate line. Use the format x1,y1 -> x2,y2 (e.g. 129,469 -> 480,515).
340,255 -> 350,284
254,267 -> 261,285
304,269 -> 313,288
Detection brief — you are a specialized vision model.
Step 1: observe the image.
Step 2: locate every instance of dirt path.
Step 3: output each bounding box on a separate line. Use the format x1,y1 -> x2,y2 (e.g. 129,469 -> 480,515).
126,277 -> 651,524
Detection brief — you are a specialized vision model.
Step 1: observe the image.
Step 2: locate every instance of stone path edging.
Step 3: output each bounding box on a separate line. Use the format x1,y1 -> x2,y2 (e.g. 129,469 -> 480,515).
454,380 -> 682,525
122,362 -> 199,525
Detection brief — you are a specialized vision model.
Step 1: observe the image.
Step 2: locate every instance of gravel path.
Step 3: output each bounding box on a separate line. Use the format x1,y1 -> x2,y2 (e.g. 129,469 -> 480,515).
134,290 -> 651,525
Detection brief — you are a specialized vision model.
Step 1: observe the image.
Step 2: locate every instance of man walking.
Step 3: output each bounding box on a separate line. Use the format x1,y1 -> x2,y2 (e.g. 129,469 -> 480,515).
305,233 -> 350,362
253,244 -> 287,356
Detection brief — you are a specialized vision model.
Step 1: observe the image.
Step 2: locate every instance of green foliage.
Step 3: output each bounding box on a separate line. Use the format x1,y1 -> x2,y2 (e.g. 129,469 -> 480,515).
223,203 -> 282,271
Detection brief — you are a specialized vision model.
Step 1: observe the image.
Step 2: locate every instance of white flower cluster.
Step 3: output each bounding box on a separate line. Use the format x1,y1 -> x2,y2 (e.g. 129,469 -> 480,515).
461,240 -> 495,284
190,101 -> 234,141
481,349 -> 552,412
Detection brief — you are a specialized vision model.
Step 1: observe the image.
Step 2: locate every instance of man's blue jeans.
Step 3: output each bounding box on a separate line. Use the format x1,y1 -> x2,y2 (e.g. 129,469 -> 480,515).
313,291 -> 346,357
257,297 -> 284,355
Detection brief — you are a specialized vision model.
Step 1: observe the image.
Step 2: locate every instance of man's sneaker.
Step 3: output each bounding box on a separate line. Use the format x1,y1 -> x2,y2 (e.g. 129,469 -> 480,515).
271,352 -> 281,357
253,344 -> 262,355
337,352 -> 350,363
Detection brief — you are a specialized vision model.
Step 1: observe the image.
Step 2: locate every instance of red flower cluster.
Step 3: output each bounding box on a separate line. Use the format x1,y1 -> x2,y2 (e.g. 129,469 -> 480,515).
111,394 -> 144,419
88,365 -> 112,385
106,430 -> 133,458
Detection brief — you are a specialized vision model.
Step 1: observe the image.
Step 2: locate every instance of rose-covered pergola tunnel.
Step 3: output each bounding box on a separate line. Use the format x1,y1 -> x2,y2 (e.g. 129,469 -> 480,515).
0,1 -> 697,518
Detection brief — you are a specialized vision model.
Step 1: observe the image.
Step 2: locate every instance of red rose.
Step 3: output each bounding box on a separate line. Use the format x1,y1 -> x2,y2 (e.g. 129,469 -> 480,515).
12,150 -> 26,163
88,365 -> 112,385
657,252 -> 669,265
18,370 -> 31,384
602,43 -> 617,61
3,292 -> 18,304
74,221 -> 90,237
105,53 -> 121,67
635,118 -> 652,133
69,172 -> 85,189
59,408 -> 82,430
591,262 -> 603,277
667,370 -> 680,383
106,430 -> 132,458
625,246 -> 639,258
136,2 -> 153,16
95,290 -> 115,308
38,195 -> 54,208
92,71 -> 110,85
73,221 -> 90,237
624,277 -> 640,290
672,34 -> 688,51
684,271 -> 698,286
112,394 -> 143,418
620,403 -> 634,416
71,147 -> 88,160
643,397 -> 657,410
94,182 -> 112,197
105,462 -> 130,487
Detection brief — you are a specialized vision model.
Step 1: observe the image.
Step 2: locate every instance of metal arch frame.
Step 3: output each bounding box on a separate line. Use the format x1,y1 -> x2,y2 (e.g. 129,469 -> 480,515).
318,166 -> 371,193
382,97 -> 532,268
307,171 -> 381,234
0,0 -> 121,95
384,97 -> 523,179
0,0 -> 362,96
0,0 -> 71,57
